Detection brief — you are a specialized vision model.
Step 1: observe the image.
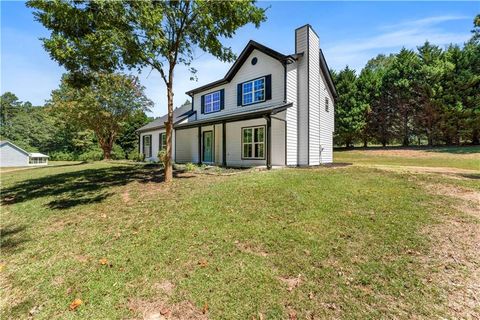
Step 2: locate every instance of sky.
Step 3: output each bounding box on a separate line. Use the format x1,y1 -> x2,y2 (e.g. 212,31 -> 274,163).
1,1 -> 478,117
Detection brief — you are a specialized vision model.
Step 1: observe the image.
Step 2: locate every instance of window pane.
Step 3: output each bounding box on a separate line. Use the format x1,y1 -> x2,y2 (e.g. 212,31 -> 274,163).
205,104 -> 211,113
243,128 -> 252,143
243,144 -> 252,158
254,78 -> 264,90
257,143 -> 264,158
205,94 -> 212,104
212,101 -> 220,111
212,91 -> 220,101
243,82 -> 253,93
243,93 -> 252,105
254,127 -> 264,143
254,90 -> 264,102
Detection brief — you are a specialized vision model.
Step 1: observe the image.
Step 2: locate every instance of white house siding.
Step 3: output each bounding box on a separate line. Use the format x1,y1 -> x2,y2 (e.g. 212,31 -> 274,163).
319,70 -> 335,163
193,49 -> 285,120
308,29 -> 321,166
285,62 -> 298,166
214,124 -> 223,165
139,129 -> 166,161
0,143 -> 29,167
175,127 -> 199,163
295,26 -> 309,166
271,116 -> 286,166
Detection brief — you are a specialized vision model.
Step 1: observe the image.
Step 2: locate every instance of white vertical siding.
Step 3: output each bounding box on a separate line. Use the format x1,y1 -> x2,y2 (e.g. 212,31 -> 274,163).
0,144 -> 29,167
271,116 -> 286,166
308,29 -> 321,166
319,70 -> 334,163
192,49 -> 285,120
175,128 -> 199,163
214,124 -> 223,165
296,26 -> 309,166
285,62 -> 298,166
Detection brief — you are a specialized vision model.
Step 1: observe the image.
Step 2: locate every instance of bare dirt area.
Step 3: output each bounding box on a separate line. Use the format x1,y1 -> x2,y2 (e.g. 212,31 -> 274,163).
361,164 -> 480,181
420,181 -> 480,319
348,148 -> 480,159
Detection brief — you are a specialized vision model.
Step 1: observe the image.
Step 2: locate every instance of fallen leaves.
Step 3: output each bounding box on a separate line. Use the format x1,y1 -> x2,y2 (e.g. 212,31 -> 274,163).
69,298 -> 82,311
99,258 -> 108,265
202,302 -> 209,314
198,259 -> 208,268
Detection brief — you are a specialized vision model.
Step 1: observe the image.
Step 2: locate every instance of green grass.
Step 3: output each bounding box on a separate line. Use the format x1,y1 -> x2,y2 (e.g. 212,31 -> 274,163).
334,146 -> 480,170
1,150 -> 476,319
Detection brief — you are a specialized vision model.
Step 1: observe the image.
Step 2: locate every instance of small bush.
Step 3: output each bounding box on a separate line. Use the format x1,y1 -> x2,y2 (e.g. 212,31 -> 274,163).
111,144 -> 126,160
157,149 -> 167,167
184,162 -> 197,172
128,150 -> 145,162
78,149 -> 103,161
49,151 -> 75,161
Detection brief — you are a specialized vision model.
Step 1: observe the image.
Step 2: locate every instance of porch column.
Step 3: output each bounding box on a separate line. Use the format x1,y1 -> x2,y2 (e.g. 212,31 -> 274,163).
197,126 -> 202,164
222,121 -> 227,167
266,115 -> 272,170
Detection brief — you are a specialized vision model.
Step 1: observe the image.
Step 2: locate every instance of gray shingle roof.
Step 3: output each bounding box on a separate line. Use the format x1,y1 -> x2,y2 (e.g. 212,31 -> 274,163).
136,103 -> 193,132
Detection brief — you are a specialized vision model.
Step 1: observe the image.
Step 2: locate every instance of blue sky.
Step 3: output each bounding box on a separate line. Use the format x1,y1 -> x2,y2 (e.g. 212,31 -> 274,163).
1,1 -> 478,117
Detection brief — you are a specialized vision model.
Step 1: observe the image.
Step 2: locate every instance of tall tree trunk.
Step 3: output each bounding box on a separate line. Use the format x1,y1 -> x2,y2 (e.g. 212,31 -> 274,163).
164,69 -> 174,183
402,112 -> 409,146
472,128 -> 479,145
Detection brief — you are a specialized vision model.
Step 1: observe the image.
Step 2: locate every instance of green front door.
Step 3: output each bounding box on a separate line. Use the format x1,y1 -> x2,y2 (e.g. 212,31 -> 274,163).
203,131 -> 213,163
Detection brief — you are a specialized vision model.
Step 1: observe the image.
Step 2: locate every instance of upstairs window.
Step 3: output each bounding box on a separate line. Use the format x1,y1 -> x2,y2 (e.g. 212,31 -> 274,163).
242,126 -> 265,159
204,91 -> 221,113
242,77 -> 265,105
325,97 -> 329,112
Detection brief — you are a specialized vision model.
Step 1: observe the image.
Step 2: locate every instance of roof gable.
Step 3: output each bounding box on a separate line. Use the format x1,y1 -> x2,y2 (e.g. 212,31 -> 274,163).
186,41 -> 296,95
0,140 -> 30,156
319,49 -> 337,98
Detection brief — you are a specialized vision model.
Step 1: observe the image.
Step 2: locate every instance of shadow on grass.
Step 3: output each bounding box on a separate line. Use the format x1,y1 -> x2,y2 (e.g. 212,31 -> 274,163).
334,145 -> 480,154
423,146 -> 480,154
1,164 -> 191,210
0,224 -> 28,253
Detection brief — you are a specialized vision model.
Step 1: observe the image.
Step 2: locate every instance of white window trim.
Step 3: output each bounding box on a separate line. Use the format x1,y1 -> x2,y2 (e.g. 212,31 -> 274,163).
143,135 -> 151,158
242,77 -> 265,106
242,126 -> 265,159
204,91 -> 221,114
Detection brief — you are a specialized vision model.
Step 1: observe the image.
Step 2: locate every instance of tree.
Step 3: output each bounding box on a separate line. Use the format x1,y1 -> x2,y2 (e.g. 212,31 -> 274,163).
28,0 -> 267,182
116,110 -> 150,159
332,67 -> 365,147
415,41 -> 445,146
49,73 -> 153,159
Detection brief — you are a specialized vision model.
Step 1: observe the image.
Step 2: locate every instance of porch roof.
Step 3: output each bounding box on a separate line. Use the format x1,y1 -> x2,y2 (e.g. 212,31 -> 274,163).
174,102 -> 293,129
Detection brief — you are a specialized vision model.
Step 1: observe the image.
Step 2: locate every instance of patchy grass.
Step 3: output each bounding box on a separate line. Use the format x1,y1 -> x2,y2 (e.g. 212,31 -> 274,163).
1,150 -> 479,319
334,146 -> 480,170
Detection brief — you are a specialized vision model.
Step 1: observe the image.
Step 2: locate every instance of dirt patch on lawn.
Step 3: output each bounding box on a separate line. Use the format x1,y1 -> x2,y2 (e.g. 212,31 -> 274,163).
235,241 -> 269,257
363,164 -> 480,181
420,182 -> 480,318
128,298 -> 208,320
350,149 -> 479,159
278,275 -> 302,292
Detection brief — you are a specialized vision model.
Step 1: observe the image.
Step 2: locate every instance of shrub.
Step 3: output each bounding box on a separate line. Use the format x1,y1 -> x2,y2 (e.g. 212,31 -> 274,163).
78,148 -> 103,161
49,151 -> 75,161
111,144 -> 126,160
128,150 -> 145,162
184,162 -> 197,172
157,149 -> 167,167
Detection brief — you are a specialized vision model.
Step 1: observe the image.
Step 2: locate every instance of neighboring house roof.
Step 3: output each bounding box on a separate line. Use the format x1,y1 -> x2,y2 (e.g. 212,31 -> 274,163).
136,103 -> 193,133
175,102 -> 293,129
30,152 -> 49,158
0,141 -> 49,157
186,40 -> 299,96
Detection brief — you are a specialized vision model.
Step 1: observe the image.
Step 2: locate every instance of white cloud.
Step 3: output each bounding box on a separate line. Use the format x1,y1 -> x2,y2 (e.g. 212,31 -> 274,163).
324,15 -> 471,72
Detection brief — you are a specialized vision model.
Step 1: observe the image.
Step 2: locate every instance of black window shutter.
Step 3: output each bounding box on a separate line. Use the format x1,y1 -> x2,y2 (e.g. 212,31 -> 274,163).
237,83 -> 242,106
149,135 -> 152,157
201,95 -> 205,114
220,89 -> 225,110
265,74 -> 272,100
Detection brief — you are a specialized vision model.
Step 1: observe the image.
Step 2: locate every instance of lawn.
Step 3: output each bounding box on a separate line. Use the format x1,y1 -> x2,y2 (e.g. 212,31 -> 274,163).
1,148 -> 479,319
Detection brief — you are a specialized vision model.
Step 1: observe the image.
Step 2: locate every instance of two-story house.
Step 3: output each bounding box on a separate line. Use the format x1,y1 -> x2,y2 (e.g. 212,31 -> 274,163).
136,24 -> 336,168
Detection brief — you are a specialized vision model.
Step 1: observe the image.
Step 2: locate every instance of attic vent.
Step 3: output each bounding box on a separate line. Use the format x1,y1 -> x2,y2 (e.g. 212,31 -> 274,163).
251,57 -> 258,65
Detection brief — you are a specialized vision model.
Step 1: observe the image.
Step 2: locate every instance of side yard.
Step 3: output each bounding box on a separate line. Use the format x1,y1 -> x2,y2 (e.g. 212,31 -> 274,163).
1,148 -> 479,319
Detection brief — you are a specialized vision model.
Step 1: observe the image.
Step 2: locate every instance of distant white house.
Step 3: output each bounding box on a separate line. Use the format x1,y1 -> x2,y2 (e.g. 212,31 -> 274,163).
0,141 -> 49,167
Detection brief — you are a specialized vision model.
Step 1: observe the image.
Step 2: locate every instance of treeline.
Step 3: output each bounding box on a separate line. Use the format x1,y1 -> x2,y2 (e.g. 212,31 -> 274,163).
333,15 -> 480,147
0,92 -> 150,160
